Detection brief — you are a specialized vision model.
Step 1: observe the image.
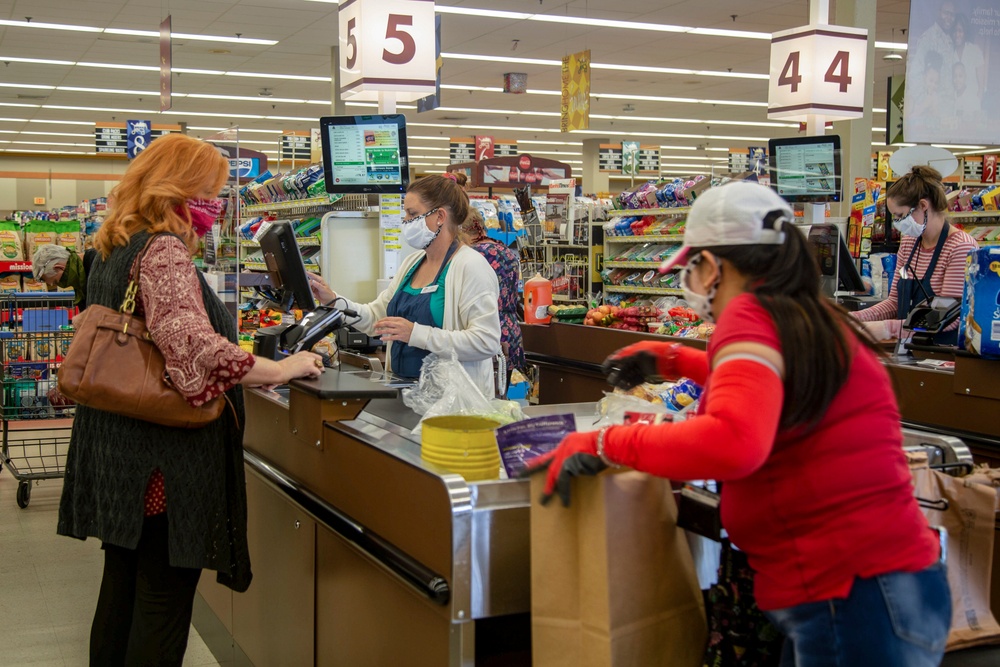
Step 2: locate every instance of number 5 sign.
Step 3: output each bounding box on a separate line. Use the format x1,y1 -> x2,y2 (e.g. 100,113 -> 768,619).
768,25 -> 868,121
339,0 -> 436,102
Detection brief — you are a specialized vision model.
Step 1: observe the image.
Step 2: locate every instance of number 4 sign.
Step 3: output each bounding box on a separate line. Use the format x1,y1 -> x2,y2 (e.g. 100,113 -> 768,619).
339,0 -> 436,102
768,25 -> 868,121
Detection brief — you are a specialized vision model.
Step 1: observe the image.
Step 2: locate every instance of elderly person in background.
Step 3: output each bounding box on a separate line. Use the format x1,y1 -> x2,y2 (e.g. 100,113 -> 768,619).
32,243 -> 97,309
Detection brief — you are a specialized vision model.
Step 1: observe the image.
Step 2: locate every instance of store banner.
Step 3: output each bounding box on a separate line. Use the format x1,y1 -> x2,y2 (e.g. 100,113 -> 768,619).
94,123 -> 127,154
160,16 -> 171,112
984,154 -> 997,183
621,141 -> 640,177
338,0 -> 436,102
127,120 -> 152,160
416,14 -> 442,113
886,76 -> 905,145
449,137 -> 475,164
905,0 -> 1000,144
560,49 -> 591,132
475,136 -> 495,161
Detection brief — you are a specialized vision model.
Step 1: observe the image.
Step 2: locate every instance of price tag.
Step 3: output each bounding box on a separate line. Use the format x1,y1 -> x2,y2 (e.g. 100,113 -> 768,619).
339,0 -> 436,102
768,24 -> 868,120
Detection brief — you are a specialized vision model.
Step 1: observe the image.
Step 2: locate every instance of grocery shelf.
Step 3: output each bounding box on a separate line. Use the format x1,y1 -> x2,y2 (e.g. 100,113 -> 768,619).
610,207 -> 689,216
604,235 -> 684,243
551,294 -> 586,302
243,261 -> 319,272
603,285 -> 683,295
240,236 -> 321,248
242,195 -> 343,215
604,261 -> 666,269
948,210 -> 1000,220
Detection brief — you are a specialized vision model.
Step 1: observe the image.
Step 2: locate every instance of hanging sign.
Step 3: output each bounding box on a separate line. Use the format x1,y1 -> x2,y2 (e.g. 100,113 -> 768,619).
964,156 -> 984,183
160,16 -> 172,112
475,136 -> 495,161
599,144 -> 623,173
621,141 -> 640,176
728,148 -> 750,174
768,24 -> 868,120
94,123 -> 127,154
560,49 -> 591,132
984,155 -> 997,185
748,146 -> 768,176
127,120 -> 152,160
449,137 -> 475,163
495,139 -> 518,157
876,151 -> 893,181
310,128 -> 323,164
338,0 -> 436,102
637,145 -> 660,175
281,130 -> 311,161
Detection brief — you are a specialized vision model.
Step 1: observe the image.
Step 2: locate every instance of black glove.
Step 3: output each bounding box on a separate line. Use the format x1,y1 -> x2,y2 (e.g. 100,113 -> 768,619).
601,350 -> 659,390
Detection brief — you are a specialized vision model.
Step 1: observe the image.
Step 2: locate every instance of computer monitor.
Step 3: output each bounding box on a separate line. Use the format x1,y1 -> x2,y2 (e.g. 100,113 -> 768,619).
320,114 -> 409,195
802,224 -> 867,295
768,135 -> 842,203
258,221 -> 317,312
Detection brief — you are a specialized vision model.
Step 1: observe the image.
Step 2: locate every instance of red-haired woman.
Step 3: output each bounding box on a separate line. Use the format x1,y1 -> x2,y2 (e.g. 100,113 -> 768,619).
57,133 -> 322,666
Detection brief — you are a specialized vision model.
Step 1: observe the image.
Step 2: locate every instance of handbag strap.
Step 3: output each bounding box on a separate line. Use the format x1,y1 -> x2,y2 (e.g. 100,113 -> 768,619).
120,234 -> 162,316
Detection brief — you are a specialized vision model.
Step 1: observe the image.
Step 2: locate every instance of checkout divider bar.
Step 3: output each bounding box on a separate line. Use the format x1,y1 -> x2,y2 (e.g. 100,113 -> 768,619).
243,450 -> 451,606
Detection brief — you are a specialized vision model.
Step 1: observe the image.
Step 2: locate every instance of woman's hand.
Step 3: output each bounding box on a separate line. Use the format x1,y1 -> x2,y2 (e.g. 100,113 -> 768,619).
279,351 -> 324,381
306,272 -> 336,304
374,317 -> 415,344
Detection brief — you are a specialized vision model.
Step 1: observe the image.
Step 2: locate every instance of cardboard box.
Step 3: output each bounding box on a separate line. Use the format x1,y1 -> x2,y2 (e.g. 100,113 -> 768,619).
958,247 -> 1000,357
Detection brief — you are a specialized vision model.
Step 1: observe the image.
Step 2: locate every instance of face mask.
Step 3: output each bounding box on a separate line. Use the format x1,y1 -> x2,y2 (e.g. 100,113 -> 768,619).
892,206 -> 925,238
680,255 -> 721,323
186,198 -> 224,237
401,208 -> 442,249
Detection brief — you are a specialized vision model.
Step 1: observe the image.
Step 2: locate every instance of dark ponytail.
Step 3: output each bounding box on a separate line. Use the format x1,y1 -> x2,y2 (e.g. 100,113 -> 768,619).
694,229 -> 883,431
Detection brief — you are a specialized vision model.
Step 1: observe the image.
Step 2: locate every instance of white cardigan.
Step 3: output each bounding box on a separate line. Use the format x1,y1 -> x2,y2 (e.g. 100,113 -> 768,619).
343,244 -> 502,398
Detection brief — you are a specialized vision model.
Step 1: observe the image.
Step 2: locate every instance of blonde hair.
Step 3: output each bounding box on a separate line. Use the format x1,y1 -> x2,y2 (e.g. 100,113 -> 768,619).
95,133 -> 228,258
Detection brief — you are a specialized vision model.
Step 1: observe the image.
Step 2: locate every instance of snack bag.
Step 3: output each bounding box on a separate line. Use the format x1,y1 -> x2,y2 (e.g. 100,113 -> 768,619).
55,221 -> 83,253
25,221 -> 57,259
0,221 -> 24,261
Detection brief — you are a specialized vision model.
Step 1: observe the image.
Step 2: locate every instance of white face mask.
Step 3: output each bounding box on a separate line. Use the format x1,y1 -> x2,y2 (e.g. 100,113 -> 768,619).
401,207 -> 442,249
891,206 -> 925,238
680,255 -> 721,323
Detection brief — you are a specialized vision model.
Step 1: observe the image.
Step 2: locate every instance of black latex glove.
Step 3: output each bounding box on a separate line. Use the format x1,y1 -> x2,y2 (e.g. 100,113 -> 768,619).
601,350 -> 659,390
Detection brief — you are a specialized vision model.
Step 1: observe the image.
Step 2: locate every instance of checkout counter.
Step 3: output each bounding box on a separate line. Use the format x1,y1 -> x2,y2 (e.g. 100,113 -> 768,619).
194,367 -> 573,667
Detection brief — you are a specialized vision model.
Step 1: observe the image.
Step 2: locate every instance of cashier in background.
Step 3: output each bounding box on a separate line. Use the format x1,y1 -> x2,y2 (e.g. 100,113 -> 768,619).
307,175 -> 502,397
853,165 -> 977,342
32,243 -> 98,309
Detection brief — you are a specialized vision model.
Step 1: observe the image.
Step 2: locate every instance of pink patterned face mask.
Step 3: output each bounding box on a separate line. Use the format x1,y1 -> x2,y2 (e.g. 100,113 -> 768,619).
186,198 -> 224,237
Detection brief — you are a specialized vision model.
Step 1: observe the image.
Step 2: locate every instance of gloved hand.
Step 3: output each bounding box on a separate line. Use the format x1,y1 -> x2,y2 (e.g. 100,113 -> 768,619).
601,341 -> 709,389
520,431 -> 606,506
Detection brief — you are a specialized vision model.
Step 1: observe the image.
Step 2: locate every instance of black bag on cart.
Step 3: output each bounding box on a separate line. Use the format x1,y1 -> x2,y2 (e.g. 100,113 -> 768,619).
702,540 -> 784,667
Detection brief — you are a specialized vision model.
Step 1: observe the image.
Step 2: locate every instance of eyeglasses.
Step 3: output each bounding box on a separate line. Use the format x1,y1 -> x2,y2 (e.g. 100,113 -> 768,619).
402,207 -> 440,225
890,206 -> 916,224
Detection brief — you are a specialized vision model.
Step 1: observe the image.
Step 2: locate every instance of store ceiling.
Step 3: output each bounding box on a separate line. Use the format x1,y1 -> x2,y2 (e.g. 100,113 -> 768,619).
0,0 -> 947,178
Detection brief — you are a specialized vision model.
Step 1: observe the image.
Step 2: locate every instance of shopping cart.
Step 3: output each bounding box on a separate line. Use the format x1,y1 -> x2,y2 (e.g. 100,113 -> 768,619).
0,292 -> 76,508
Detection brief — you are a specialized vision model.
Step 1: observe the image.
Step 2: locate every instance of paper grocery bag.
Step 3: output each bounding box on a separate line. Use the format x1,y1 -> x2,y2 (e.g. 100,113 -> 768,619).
530,470 -> 707,667
912,466 -> 1000,650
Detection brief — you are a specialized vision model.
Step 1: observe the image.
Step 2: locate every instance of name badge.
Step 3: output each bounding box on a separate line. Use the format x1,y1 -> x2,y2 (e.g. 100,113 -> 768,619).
420,285 -> 439,294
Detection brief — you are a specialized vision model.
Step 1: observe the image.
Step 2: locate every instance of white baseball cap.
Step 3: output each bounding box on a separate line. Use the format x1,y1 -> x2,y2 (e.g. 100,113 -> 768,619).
659,181 -> 793,273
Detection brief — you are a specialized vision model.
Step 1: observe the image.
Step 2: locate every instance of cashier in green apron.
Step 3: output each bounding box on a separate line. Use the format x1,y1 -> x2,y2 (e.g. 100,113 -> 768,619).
306,175 -> 502,399
853,165 -> 978,344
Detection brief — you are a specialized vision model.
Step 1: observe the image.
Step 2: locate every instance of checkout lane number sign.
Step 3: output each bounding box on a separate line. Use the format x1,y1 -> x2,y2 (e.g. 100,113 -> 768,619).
768,24 -> 868,121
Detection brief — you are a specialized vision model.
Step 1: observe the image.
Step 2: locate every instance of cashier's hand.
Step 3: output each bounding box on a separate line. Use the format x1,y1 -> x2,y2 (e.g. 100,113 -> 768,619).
374,317 -> 414,344
306,272 -> 336,304
520,431 -> 605,507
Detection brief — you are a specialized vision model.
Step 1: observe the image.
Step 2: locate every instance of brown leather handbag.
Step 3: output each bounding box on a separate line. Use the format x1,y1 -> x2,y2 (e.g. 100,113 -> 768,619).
57,237 -> 226,429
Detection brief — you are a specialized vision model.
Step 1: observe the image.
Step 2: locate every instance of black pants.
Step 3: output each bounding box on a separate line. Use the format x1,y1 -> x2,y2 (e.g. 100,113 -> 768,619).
90,513 -> 202,666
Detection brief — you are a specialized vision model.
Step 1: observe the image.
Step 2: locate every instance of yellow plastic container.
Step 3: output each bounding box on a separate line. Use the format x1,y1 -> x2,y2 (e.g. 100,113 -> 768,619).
420,415 -> 501,482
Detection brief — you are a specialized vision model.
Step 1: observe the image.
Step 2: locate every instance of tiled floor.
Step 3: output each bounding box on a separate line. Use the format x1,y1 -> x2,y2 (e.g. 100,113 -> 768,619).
0,470 -> 219,667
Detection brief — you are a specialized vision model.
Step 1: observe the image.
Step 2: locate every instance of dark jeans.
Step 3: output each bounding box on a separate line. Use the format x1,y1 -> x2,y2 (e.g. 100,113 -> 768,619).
764,562 -> 951,667
90,513 -> 203,667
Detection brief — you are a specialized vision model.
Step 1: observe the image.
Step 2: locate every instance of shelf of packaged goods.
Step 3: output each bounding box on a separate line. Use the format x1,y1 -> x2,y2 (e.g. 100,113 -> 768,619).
243,261 -> 320,272
949,211 -> 1000,221
603,285 -> 683,296
543,242 -> 589,249
0,261 -> 32,273
609,208 -> 689,217
239,236 -> 321,248
242,195 -> 343,215
603,261 -> 668,269
551,294 -> 588,303
604,235 -> 684,243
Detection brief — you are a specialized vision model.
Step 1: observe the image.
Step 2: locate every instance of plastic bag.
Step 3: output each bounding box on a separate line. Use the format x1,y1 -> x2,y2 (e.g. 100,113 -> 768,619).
591,392 -> 668,428
402,352 -> 524,436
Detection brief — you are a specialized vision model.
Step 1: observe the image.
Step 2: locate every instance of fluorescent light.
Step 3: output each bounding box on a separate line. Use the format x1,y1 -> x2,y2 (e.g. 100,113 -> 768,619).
17,131 -> 92,138
10,141 -> 93,147
875,41 -> 908,51
30,119 -> 96,126
223,71 -> 330,82
78,61 -> 159,72
0,82 -> 55,90
0,56 -> 75,66
1,149 -> 97,155
0,102 -> 41,109
442,53 -> 767,80
59,86 -> 159,96
590,113 -> 795,128
0,19 -> 276,45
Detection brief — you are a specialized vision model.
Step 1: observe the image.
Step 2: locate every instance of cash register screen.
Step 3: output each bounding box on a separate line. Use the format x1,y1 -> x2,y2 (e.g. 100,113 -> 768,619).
259,221 -> 317,311
320,114 -> 410,195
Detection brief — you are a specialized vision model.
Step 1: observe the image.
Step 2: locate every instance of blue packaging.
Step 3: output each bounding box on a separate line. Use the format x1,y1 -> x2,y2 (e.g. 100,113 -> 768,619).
957,247 -> 1000,357
881,254 -> 897,295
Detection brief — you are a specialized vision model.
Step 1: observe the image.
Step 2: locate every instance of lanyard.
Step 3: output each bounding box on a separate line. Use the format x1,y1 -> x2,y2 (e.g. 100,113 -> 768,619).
903,222 -> 950,299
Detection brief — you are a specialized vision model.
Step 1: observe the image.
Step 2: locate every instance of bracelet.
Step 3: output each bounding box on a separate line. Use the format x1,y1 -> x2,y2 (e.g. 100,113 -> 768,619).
596,427 -> 622,468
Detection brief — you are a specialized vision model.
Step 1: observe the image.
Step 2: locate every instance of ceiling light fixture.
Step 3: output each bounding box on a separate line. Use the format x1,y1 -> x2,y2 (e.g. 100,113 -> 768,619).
0,19 -> 276,45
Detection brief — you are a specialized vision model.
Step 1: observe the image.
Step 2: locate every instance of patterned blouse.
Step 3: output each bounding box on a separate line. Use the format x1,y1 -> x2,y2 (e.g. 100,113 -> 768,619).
138,236 -> 256,515
471,240 -> 525,371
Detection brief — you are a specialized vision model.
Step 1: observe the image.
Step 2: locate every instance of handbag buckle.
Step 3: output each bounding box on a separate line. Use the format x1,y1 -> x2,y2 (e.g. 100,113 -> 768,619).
121,281 -> 138,315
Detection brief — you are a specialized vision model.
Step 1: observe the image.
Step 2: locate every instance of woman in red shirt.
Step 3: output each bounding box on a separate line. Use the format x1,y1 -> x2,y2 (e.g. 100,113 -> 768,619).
530,182 -> 950,667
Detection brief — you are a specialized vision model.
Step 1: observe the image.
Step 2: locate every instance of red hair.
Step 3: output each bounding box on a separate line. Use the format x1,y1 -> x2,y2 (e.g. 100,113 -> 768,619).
95,133 -> 228,258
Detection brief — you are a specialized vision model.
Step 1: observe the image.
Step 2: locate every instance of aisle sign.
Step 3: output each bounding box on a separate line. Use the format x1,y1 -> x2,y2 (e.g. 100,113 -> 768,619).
985,155 -> 998,184
748,147 -> 767,176
449,137 -> 475,164
621,141 -> 640,176
94,123 -> 127,154
768,24 -> 868,120
495,140 -> 518,157
281,130 -> 311,161
338,0 -> 436,102
598,144 -> 623,173
965,156 -> 985,183
728,148 -> 750,174
876,151 -> 893,182
127,120 -> 152,160
475,136 -> 494,161
637,145 -> 660,175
